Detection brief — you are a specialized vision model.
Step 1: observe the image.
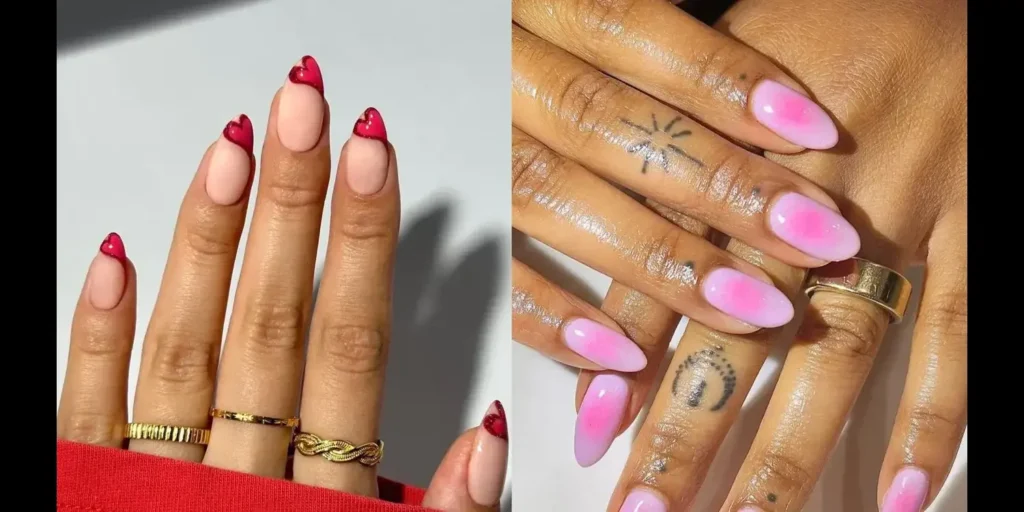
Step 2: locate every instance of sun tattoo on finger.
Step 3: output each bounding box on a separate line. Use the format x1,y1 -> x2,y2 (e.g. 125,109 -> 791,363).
620,114 -> 704,173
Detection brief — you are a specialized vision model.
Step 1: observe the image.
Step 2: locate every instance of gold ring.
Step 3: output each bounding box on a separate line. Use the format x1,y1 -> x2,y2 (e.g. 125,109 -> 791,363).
804,257 -> 912,323
210,408 -> 300,429
293,431 -> 384,466
124,422 -> 211,445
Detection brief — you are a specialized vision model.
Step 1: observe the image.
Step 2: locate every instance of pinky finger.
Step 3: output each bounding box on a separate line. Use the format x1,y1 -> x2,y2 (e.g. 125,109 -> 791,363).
57,233 -> 137,448
878,213 -> 967,512
421,401 -> 508,511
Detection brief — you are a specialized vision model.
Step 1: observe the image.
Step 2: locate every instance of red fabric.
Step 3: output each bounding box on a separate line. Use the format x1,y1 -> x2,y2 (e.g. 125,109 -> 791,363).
57,440 -> 429,511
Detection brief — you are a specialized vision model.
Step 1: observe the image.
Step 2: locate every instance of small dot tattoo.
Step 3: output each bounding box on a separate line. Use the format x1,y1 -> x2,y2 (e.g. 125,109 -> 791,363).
768,493 -> 778,503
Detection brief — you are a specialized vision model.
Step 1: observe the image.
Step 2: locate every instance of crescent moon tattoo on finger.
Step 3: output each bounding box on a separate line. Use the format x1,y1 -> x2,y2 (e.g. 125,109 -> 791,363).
671,345 -> 736,411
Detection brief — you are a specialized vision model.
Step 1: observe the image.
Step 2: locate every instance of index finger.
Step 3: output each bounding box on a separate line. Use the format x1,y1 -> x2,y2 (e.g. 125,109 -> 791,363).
513,0 -> 839,152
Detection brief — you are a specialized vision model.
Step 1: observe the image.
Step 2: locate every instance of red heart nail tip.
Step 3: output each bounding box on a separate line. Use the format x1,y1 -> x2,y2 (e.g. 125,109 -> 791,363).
482,400 -> 508,441
99,232 -> 126,263
288,55 -> 324,95
222,114 -> 254,156
352,107 -> 388,143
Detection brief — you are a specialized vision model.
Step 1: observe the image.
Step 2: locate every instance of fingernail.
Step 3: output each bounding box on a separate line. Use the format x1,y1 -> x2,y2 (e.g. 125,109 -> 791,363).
205,114 -> 254,205
750,79 -> 838,150
702,268 -> 794,328
881,467 -> 929,512
345,107 -> 389,195
277,55 -> 325,152
575,374 -> 629,467
88,233 -> 127,310
737,507 -> 764,512
563,318 -> 647,372
769,192 -> 860,262
620,489 -> 668,512
468,400 -> 508,506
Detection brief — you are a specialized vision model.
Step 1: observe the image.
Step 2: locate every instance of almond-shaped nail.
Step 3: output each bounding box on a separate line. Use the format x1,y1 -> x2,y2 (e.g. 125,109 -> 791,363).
563,318 -> 647,372
89,233 -> 127,310
702,268 -> 794,328
468,400 -> 508,506
750,80 -> 838,150
278,55 -> 325,152
345,107 -> 389,196
769,192 -> 860,262
575,374 -> 629,467
881,467 -> 929,512
620,489 -> 668,512
206,114 -> 254,205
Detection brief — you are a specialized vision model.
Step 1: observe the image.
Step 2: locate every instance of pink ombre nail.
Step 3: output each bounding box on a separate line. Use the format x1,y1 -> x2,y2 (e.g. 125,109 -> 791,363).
563,318 -> 647,372
769,192 -> 860,262
702,268 -> 794,328
620,489 -> 668,512
881,467 -> 929,512
574,374 -> 629,467
750,80 -> 838,150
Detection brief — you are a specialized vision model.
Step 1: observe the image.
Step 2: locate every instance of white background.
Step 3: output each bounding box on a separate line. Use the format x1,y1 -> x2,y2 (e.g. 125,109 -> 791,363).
56,0 -> 510,500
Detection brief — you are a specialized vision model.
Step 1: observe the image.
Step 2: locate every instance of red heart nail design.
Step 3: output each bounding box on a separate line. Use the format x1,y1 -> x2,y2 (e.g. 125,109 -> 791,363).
99,232 -> 126,263
288,55 -> 324,95
222,114 -> 254,155
352,107 -> 388,143
483,400 -> 508,441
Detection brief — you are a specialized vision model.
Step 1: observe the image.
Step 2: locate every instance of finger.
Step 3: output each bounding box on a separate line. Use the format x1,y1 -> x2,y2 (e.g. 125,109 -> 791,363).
878,213 -> 966,512
129,115 -> 255,462
58,234 -> 137,448
512,26 -> 859,268
512,127 -> 794,333
203,56 -> 331,477
422,401 -> 509,511
291,108 -> 399,496
722,286 -> 892,511
513,0 -> 839,152
512,257 -> 647,371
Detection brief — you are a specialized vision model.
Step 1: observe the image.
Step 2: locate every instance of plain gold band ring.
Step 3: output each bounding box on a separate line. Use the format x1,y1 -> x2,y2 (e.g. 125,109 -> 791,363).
804,257 -> 912,323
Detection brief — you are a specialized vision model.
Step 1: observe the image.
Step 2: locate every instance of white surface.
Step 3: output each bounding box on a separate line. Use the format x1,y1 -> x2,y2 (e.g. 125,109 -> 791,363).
512,246 -> 967,511
56,0 -> 510,492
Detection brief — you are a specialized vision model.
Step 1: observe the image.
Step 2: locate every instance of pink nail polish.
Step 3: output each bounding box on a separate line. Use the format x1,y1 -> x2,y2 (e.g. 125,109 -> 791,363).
468,401 -> 508,506
207,115 -> 254,205
750,80 -> 838,150
278,55 -> 325,153
575,374 -> 629,467
563,318 -> 647,372
769,192 -> 860,262
90,233 -> 127,310
620,489 -> 667,512
881,467 -> 929,512
701,268 -> 794,328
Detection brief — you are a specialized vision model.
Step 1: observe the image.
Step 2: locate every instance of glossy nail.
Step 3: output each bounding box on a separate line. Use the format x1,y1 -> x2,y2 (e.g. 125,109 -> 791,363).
737,507 -> 764,512
620,489 -> 668,512
769,192 -> 860,262
702,268 -> 794,328
345,107 -> 389,195
575,374 -> 629,467
750,79 -> 838,150
563,318 -> 647,372
881,467 -> 929,512
206,114 -> 254,205
468,401 -> 508,506
89,233 -> 127,310
277,55 -> 325,152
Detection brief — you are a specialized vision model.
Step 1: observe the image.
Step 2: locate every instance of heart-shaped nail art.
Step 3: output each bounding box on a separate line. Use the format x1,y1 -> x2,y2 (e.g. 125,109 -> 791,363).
99,232 -> 126,263
483,400 -> 508,441
353,107 -> 388,143
288,55 -> 324,95
222,114 -> 254,155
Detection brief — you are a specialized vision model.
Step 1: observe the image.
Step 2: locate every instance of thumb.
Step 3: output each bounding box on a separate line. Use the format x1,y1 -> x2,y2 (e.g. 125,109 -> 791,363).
421,401 -> 508,511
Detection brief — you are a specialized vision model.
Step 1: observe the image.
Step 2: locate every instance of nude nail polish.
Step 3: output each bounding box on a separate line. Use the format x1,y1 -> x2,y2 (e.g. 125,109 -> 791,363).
750,79 -> 838,150
89,233 -> 127,310
881,467 -> 929,512
701,268 -> 794,328
345,107 -> 389,195
769,192 -> 860,262
563,318 -> 647,372
468,401 -> 508,506
575,374 -> 629,467
277,55 -> 325,152
206,114 -> 254,205
620,489 -> 668,512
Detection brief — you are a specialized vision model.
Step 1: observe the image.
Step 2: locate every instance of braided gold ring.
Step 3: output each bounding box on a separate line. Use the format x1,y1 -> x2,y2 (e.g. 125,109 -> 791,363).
124,422 -> 211,445
293,431 -> 384,466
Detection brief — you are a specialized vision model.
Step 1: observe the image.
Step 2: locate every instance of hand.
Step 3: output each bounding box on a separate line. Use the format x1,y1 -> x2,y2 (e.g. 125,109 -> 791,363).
56,56 -> 507,512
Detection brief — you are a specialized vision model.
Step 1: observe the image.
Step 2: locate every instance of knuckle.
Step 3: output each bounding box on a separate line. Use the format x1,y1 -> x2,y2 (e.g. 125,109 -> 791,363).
746,451 -> 815,495
262,174 -> 327,211
569,0 -> 640,40
181,213 -> 237,259
242,297 -> 307,356
332,206 -> 395,243
148,327 -> 218,394
800,299 -> 887,363
74,317 -> 131,359
918,291 -> 968,341
313,323 -> 389,376
639,230 -> 686,285
511,136 -> 571,212
697,152 -> 757,213
903,406 -> 965,442
554,69 -> 624,147
690,43 -> 751,101
59,411 -> 120,446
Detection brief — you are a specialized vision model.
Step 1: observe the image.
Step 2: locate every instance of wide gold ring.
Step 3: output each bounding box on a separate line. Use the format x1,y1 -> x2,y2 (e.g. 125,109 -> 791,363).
293,431 -> 383,466
124,422 -> 211,445
209,408 -> 300,429
804,257 -> 912,323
